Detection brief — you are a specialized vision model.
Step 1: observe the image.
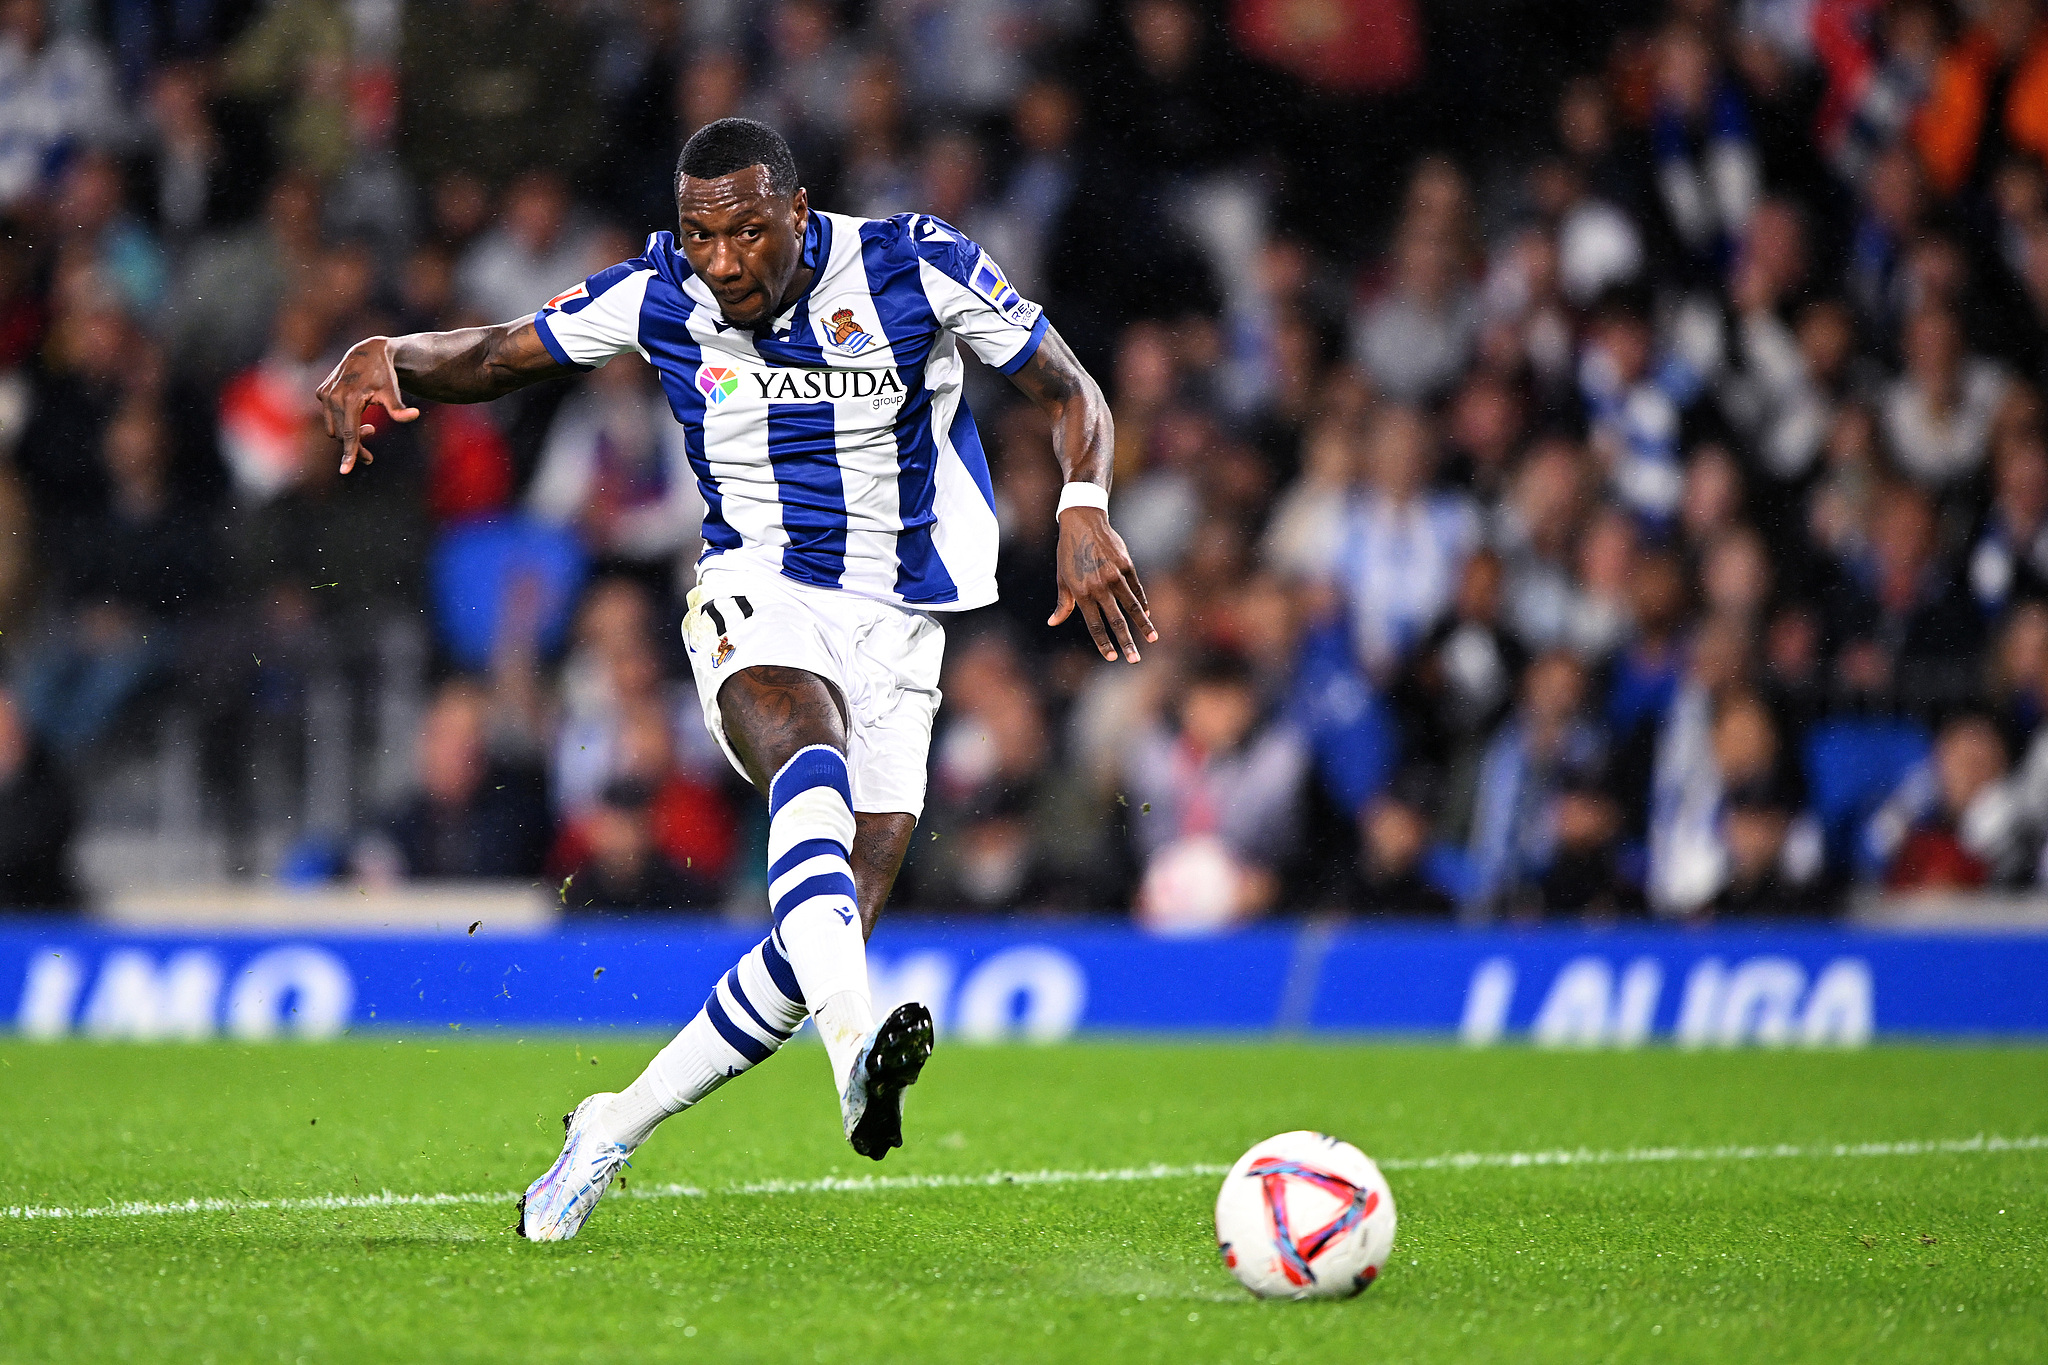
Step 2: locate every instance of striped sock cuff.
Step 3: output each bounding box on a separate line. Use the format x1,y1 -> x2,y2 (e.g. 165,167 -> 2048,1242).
768,744 -> 852,816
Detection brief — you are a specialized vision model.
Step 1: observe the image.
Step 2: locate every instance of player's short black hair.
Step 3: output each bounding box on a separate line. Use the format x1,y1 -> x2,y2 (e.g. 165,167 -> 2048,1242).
676,118 -> 800,198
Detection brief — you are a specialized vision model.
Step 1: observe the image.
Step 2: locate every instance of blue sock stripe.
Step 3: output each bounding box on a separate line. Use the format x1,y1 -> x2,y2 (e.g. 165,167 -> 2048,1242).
772,872 -> 859,924
722,967 -> 791,1042
758,935 -> 803,1006
768,837 -> 850,884
768,745 -> 851,816
703,992 -> 774,1066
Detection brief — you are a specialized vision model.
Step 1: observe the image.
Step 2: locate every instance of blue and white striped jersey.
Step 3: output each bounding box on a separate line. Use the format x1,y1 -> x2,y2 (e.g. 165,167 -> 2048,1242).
531,209 -> 1048,610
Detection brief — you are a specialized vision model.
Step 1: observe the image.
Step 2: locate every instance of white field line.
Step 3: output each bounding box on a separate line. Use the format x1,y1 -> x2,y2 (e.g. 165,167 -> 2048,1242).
4,1133 -> 2043,1224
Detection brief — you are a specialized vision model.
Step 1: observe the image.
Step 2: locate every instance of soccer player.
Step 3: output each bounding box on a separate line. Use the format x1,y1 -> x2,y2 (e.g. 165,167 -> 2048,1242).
316,119 -> 1153,1241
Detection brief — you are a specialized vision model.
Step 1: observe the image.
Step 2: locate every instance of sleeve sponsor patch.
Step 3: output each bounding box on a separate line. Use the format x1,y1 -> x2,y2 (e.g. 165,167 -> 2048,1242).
968,254 -> 1039,327
543,282 -> 590,313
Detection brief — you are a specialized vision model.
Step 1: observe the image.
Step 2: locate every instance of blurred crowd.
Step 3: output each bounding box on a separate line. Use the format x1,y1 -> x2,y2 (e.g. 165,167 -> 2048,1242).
8,0 -> 2048,925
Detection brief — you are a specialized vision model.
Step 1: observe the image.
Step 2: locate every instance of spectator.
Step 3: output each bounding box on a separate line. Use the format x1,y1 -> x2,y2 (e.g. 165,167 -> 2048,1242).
0,683 -> 74,906
1967,389 -> 2048,614
135,62 -> 233,245
1495,437 -> 1591,652
1656,685 -> 1819,916
563,778 -> 712,912
881,0 -> 1083,119
368,680 -> 550,880
1709,776 -> 1834,917
1822,0 -> 1943,186
1126,650 -> 1306,933
1479,222 -> 1581,397
456,170 -> 603,328
840,50 -> 916,220
0,0 -> 121,211
1648,20 -> 1760,274
526,352 -> 704,589
1700,525 -> 1775,627
37,0 -> 2048,917
750,0 -> 857,183
50,148 -> 164,317
13,291 -> 138,519
1392,547 -> 1527,786
553,628 -> 668,817
217,301 -> 329,504
218,0 -> 354,181
1570,505 -> 1638,661
1645,616 -> 1756,915
1440,372 -> 1525,505
1913,0 -> 2048,198
1607,548 -> 1690,739
1824,480 -> 1986,696
1867,714 -> 2021,887
1351,212 -> 1479,404
974,77 -> 1082,301
1581,284 -> 1707,528
1724,294 -> 1862,485
164,172 -> 324,382
1323,406 -> 1481,679
1351,770 -> 1455,915
1881,303 -> 2010,492
16,402 -> 208,753
1465,650 -> 1620,919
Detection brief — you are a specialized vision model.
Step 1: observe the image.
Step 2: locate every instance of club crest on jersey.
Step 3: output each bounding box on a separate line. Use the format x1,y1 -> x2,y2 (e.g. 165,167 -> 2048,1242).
713,635 -> 735,667
821,307 -> 875,355
697,365 -> 739,405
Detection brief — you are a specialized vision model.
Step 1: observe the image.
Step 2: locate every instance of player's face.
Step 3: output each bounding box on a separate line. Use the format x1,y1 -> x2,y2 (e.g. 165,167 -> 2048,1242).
677,166 -> 809,330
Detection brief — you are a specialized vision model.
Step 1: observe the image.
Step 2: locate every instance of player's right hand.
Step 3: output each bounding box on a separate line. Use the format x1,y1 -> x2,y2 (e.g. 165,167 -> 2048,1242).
316,336 -> 422,474
1051,506 -> 1155,664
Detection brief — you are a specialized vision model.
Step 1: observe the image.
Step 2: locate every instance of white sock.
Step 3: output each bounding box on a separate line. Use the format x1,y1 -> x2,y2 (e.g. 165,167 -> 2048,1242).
596,745 -> 872,1146
765,746 -> 874,1092
812,989 -> 876,1092
597,934 -> 807,1147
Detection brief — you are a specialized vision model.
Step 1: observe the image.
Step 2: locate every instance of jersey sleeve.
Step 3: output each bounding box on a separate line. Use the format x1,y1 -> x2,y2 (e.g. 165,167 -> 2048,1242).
531,260 -> 653,370
903,215 -> 1050,374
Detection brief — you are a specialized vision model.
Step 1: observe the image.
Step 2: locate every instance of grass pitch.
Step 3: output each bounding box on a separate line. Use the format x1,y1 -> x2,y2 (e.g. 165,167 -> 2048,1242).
1,1038 -> 2043,1364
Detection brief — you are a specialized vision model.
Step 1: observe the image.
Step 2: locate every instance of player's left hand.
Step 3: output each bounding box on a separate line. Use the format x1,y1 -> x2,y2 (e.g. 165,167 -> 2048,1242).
1050,507 -> 1155,663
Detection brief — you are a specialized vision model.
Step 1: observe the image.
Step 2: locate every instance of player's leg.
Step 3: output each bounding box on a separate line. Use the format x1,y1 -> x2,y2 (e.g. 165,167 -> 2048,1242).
713,665 -> 883,1086
516,929 -> 807,1240
577,665 -> 856,1145
851,811 -> 916,937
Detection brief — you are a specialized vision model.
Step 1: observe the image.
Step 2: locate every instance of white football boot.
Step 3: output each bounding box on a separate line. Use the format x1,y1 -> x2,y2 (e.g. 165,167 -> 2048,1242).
842,1002 -> 935,1161
516,1093 -> 633,1241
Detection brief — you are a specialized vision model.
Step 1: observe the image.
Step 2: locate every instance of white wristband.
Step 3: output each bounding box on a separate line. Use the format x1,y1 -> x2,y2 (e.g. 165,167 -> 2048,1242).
1056,482 -> 1110,519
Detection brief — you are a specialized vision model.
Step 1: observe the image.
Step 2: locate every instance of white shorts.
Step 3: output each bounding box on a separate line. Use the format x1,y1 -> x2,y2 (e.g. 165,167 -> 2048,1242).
681,565 -> 945,818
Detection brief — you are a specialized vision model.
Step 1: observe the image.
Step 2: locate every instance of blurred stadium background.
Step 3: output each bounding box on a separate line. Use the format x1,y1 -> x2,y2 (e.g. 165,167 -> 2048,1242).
4,0 -> 2048,937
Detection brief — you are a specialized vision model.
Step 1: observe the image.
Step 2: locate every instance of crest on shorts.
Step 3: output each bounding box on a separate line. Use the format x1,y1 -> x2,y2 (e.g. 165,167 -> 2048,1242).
713,635 -> 735,668
821,307 -> 875,355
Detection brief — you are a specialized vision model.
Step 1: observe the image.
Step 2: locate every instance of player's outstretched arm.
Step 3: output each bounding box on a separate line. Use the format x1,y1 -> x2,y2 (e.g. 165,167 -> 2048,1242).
1007,324 -> 1158,664
316,319 -> 571,474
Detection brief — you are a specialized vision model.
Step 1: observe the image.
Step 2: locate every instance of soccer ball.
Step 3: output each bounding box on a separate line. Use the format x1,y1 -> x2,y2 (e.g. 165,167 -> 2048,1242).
1214,1130 -> 1397,1300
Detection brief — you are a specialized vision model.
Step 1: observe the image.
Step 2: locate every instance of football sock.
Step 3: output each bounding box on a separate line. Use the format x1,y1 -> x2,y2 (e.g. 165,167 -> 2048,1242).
597,933 -> 807,1147
764,745 -> 875,1090
596,745 -> 873,1147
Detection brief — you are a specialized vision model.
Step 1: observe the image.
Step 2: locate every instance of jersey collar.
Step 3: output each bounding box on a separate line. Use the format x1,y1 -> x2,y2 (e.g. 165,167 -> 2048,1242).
762,210 -> 831,342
